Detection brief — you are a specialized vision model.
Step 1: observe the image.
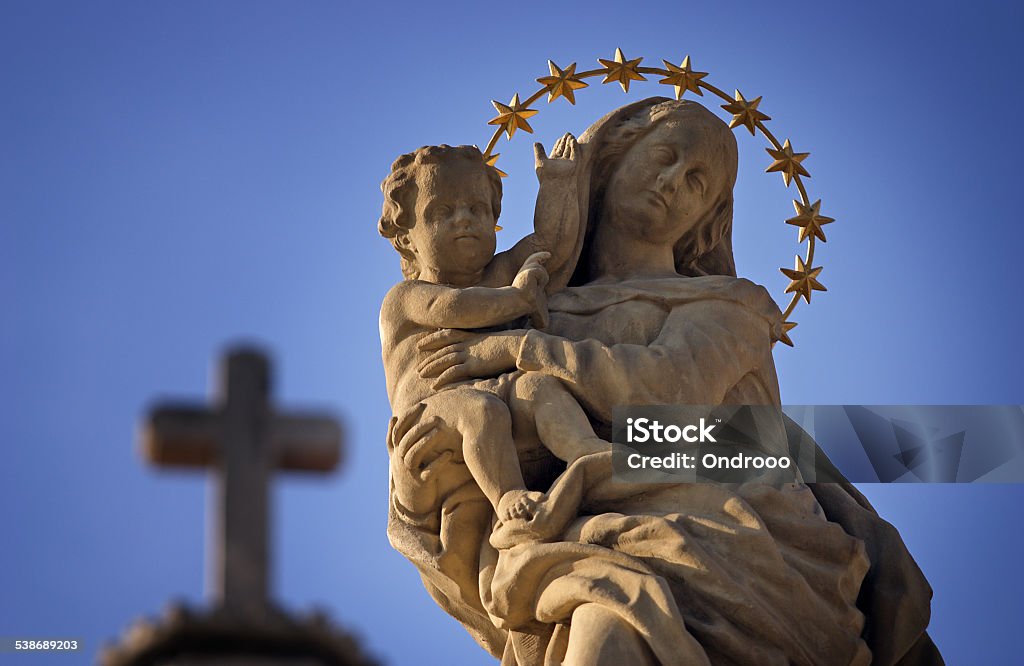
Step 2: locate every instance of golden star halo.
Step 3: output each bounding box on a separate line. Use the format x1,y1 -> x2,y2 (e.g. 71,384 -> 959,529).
765,139 -> 811,187
778,321 -> 798,347
537,61 -> 589,105
598,48 -> 646,92
659,56 -> 706,99
781,256 -> 827,303
721,90 -> 771,135
786,199 -> 834,242
476,51 -> 835,346
484,153 -> 508,178
488,93 -> 538,139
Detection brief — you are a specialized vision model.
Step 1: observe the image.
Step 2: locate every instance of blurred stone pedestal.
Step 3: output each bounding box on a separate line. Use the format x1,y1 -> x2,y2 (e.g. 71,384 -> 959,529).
102,602 -> 375,666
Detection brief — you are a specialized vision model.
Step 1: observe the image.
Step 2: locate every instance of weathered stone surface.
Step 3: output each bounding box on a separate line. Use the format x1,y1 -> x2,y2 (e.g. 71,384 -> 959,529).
378,99 -> 940,665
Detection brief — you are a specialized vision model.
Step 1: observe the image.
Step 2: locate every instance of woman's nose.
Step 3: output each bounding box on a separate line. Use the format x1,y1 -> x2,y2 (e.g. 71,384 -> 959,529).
657,164 -> 682,195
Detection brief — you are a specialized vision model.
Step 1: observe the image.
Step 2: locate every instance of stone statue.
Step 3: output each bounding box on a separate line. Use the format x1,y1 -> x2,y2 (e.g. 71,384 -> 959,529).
379,98 -> 941,665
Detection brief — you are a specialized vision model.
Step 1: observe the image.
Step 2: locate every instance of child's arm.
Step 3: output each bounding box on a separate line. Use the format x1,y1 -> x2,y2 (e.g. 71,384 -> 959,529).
383,254 -> 549,331
486,134 -> 582,286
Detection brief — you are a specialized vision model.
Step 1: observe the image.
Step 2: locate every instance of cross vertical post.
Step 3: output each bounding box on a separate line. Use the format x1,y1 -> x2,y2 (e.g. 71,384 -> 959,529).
216,349 -> 271,612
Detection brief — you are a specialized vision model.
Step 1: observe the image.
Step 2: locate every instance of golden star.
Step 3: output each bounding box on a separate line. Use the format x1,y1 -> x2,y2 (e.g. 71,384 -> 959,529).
537,61 -> 589,105
786,199 -> 834,242
484,153 -> 508,178
598,48 -> 646,93
488,93 -> 538,139
721,90 -> 770,135
778,321 -> 798,347
659,56 -> 706,100
765,139 -> 811,186
781,256 -> 826,303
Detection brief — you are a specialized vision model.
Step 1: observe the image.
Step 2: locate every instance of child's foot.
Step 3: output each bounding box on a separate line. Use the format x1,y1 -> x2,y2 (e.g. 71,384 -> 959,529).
490,491 -> 573,550
497,489 -> 544,522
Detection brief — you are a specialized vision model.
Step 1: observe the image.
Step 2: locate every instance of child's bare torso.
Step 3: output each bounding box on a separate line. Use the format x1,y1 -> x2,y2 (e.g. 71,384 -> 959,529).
382,310 -> 464,414
379,253 -> 527,414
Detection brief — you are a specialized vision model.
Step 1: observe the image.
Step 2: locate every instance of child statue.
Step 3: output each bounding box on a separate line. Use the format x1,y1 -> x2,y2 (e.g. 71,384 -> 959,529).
378,138 -> 605,547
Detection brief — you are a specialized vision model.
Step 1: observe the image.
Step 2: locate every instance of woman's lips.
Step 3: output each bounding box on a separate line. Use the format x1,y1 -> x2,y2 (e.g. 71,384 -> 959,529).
646,190 -> 668,209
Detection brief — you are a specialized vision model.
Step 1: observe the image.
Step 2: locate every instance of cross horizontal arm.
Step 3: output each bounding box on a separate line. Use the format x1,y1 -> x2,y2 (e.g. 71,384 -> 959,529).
141,406 -> 342,472
273,414 -> 342,472
141,405 -> 219,467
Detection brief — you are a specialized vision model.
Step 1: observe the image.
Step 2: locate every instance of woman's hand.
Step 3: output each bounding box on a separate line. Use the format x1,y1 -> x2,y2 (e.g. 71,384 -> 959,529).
534,133 -> 580,182
417,329 -> 525,389
388,404 -> 461,514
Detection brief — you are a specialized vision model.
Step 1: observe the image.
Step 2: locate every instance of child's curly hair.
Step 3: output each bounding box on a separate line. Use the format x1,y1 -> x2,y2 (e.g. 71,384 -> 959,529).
379,145 -> 503,279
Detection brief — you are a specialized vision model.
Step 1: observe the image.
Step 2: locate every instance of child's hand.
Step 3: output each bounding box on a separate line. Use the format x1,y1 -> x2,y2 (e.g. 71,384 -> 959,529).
512,251 -> 550,293
513,252 -> 550,329
534,133 -> 579,182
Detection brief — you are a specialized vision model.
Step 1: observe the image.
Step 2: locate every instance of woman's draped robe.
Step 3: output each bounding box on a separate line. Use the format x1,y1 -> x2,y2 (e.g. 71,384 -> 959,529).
386,276 -> 937,665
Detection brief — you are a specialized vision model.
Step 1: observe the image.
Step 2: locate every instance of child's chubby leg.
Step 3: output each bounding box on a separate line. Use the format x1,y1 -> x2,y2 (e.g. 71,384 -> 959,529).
490,372 -> 613,548
509,372 -> 611,464
434,386 -> 543,524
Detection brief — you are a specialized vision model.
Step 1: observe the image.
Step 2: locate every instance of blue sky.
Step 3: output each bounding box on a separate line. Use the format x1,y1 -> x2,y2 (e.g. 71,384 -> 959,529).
2,1 -> 1022,664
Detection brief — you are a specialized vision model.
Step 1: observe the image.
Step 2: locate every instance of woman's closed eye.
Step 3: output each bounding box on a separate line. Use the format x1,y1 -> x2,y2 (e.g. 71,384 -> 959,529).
654,146 -> 676,166
686,169 -> 706,198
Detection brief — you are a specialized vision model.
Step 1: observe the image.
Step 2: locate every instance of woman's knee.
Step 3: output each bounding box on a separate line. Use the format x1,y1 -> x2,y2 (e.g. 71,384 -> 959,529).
565,604 -> 654,665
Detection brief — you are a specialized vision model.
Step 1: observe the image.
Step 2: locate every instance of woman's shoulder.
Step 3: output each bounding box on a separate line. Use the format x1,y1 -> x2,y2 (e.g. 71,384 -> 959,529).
552,275 -> 780,318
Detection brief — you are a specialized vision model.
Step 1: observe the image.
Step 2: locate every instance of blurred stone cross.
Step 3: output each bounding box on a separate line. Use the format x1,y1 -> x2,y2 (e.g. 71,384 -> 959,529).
140,347 -> 342,615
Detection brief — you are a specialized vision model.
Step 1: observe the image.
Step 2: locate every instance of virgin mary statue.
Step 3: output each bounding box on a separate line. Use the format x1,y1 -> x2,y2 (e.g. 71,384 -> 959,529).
384,98 -> 941,666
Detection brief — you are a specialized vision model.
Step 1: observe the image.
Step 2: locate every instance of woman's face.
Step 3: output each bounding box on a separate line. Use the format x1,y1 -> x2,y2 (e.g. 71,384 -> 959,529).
603,117 -> 725,245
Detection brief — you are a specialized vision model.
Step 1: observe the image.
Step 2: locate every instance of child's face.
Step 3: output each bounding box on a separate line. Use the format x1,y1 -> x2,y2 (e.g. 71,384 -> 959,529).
406,160 -> 498,282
